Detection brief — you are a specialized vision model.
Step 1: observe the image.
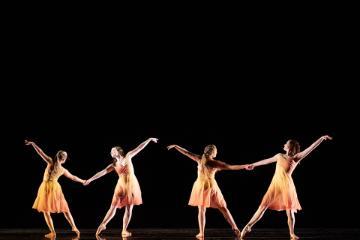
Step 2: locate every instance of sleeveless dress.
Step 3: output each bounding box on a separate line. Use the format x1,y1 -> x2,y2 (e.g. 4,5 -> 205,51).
188,158 -> 227,208
111,156 -> 142,208
33,164 -> 70,213
260,153 -> 302,212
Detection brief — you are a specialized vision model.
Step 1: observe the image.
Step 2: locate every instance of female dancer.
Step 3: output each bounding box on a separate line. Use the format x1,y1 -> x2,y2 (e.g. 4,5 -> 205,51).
167,144 -> 252,238
25,140 -> 85,238
241,135 -> 332,239
84,137 -> 158,237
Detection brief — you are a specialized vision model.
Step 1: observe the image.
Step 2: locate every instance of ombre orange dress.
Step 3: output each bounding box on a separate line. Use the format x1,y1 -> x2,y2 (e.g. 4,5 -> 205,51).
260,153 -> 302,212
33,164 -> 70,213
111,157 -> 142,208
188,158 -> 227,208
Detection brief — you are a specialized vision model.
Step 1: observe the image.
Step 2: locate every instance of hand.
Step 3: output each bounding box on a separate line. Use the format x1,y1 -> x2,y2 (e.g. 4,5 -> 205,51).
149,138 -> 159,143
167,144 -> 177,150
245,164 -> 254,170
83,179 -> 91,186
321,135 -> 333,141
25,140 -> 34,146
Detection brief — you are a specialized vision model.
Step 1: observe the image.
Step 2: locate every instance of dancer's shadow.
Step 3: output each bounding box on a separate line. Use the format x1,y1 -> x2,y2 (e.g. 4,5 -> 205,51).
46,236 -> 80,240
96,236 -> 130,240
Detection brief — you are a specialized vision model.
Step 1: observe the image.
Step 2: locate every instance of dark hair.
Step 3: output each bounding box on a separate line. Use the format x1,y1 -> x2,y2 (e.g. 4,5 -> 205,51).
287,140 -> 300,157
204,144 -> 217,158
113,146 -> 124,157
112,146 -> 125,164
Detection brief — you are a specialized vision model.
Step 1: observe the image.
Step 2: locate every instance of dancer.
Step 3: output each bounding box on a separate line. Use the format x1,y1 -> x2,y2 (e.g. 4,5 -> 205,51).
25,140 -> 85,238
241,135 -> 332,239
84,137 -> 158,237
167,144 -> 252,238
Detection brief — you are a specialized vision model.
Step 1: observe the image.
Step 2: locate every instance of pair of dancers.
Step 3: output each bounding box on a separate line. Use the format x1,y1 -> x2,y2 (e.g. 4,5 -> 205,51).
25,135 -> 332,239
25,137 -> 157,238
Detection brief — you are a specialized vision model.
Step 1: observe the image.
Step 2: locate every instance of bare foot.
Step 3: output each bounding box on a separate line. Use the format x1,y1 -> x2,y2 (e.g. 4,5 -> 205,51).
196,233 -> 204,239
121,230 -> 132,237
45,232 -> 56,238
291,233 -> 299,239
73,228 -> 80,237
233,228 -> 241,237
240,225 -> 251,239
96,224 -> 106,236
96,235 -> 106,240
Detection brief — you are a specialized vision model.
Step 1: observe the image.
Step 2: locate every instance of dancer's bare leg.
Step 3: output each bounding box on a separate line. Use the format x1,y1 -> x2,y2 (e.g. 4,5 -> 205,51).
96,205 -> 117,236
122,204 -> 134,237
43,212 -> 56,238
196,206 -> 206,238
218,207 -> 240,236
241,206 -> 267,239
286,210 -> 299,239
64,211 -> 80,237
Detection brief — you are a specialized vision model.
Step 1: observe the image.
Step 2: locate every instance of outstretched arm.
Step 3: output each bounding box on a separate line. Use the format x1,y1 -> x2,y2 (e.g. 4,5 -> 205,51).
63,169 -> 86,184
251,155 -> 277,167
167,144 -> 202,162
127,137 -> 158,158
294,135 -> 332,162
84,164 -> 115,185
208,160 -> 252,170
25,140 -> 52,164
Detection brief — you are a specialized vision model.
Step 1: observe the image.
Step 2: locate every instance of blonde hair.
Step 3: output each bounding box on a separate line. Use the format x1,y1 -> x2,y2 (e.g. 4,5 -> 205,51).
204,144 -> 217,158
49,150 -> 66,176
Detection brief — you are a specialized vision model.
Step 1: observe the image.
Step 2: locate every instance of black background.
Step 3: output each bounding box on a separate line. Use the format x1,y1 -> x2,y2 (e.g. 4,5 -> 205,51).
1,8 -> 358,230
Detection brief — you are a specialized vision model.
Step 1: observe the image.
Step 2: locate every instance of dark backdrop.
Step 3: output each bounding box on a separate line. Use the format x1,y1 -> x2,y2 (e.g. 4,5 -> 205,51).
1,13 -> 358,230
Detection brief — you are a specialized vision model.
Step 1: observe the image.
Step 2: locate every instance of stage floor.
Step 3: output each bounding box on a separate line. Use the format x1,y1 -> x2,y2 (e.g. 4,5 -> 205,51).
0,228 -> 359,239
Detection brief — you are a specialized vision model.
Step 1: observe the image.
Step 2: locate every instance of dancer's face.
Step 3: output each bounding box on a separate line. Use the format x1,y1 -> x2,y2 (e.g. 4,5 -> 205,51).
283,142 -> 290,152
210,148 -> 218,158
111,147 -> 119,158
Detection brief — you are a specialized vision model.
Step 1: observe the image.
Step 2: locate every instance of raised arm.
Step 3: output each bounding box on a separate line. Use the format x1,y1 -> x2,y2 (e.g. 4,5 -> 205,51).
25,140 -> 52,164
167,144 -> 202,162
208,160 -> 252,171
294,135 -> 332,162
251,155 -> 278,167
127,137 -> 158,158
84,164 -> 115,185
63,169 -> 86,184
